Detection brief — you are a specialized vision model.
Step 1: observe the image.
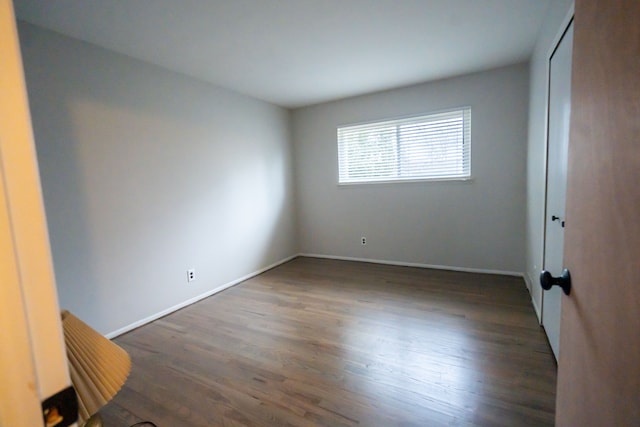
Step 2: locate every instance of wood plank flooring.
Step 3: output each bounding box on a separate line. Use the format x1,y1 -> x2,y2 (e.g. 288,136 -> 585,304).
100,257 -> 556,426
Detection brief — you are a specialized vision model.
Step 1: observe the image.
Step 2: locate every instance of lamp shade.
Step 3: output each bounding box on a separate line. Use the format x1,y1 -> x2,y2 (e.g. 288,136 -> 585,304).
61,310 -> 131,424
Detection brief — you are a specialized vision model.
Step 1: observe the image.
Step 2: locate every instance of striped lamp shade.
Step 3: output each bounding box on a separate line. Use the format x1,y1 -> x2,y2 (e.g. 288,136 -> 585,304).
61,310 -> 131,425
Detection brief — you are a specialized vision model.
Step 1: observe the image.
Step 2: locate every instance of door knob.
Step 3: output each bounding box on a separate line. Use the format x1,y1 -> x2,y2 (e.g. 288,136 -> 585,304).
540,269 -> 571,295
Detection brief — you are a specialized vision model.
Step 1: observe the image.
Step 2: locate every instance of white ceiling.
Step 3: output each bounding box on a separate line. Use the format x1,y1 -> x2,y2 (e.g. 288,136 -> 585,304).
14,0 -> 550,108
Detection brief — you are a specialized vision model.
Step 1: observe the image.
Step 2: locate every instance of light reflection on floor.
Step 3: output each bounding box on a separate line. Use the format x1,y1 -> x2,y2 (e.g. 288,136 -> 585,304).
337,308 -> 480,421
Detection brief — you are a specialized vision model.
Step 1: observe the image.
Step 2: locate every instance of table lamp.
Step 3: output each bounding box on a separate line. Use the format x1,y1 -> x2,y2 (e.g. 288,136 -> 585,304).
61,310 -> 131,427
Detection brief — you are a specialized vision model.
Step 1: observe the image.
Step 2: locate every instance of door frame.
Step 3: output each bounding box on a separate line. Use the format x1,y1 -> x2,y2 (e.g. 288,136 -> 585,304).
0,0 -> 72,424
539,3 -> 575,328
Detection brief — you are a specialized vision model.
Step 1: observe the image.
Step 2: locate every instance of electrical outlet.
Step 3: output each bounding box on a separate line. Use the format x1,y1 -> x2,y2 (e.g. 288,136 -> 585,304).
187,269 -> 195,282
361,236 -> 367,245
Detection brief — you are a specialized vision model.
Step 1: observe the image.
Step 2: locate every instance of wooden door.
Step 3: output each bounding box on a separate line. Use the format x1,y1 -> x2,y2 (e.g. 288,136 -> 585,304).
556,0 -> 640,425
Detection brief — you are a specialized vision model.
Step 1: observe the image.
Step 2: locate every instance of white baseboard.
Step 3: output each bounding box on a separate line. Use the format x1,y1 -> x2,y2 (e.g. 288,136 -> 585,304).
106,253 -> 529,339
524,271 -> 543,324
299,253 -> 525,278
105,254 -> 298,339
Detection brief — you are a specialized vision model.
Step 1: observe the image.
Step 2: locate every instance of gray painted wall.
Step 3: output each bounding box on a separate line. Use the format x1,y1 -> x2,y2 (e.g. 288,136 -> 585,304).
292,64 -> 529,273
525,0 -> 573,320
19,23 -> 297,335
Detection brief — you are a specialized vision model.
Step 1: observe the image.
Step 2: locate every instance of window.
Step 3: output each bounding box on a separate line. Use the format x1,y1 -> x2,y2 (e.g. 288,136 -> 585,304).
337,107 -> 471,184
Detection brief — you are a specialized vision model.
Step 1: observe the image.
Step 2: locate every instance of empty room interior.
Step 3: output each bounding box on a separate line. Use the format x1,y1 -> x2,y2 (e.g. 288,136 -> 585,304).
9,0 -> 631,426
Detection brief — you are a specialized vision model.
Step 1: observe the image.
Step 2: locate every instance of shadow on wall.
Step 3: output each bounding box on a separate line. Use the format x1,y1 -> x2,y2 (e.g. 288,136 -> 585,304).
19,22 -> 296,334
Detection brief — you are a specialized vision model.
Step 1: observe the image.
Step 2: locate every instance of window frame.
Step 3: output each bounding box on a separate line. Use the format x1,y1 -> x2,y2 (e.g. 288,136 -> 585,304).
336,107 -> 472,186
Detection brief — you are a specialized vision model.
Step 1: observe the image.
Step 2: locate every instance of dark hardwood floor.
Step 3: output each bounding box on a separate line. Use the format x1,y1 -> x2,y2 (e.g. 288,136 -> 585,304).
101,257 -> 556,427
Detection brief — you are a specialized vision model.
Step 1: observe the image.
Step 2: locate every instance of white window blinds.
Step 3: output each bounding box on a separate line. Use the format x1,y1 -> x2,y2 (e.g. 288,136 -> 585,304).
337,108 -> 471,184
